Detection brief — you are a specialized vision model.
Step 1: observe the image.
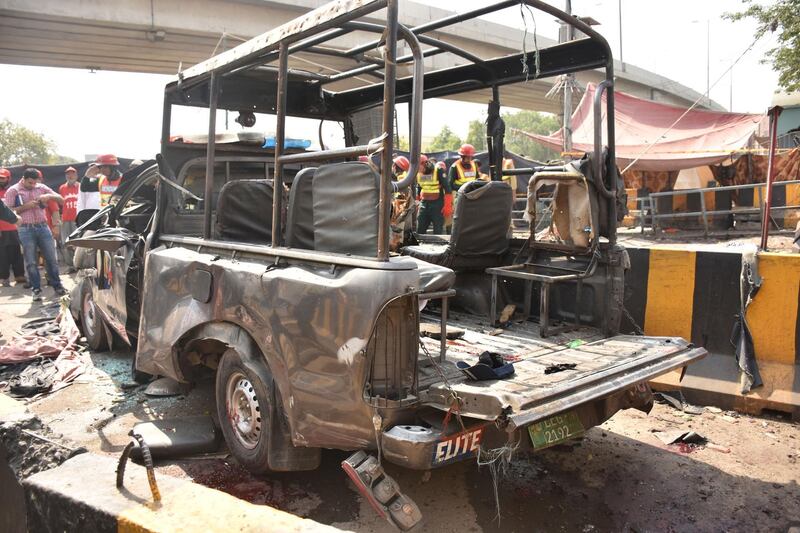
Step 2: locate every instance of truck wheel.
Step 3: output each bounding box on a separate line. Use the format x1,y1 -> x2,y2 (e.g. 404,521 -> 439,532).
216,348 -> 273,473
80,284 -> 108,351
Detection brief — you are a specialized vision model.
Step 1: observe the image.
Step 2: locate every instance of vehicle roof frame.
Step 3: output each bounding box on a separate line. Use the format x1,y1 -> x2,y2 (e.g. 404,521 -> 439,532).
160,0 -> 618,261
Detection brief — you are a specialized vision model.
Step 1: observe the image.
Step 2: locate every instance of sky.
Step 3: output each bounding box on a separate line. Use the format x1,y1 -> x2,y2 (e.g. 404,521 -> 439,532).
0,0 -> 781,162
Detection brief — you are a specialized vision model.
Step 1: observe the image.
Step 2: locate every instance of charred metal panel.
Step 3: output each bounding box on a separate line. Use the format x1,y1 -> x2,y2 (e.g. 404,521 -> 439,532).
179,0 -> 386,80
329,39 -> 609,114
136,245 -> 419,449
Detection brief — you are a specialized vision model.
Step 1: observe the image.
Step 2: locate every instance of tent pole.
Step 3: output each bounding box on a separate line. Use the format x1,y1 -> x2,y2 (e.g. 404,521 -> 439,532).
759,105 -> 783,251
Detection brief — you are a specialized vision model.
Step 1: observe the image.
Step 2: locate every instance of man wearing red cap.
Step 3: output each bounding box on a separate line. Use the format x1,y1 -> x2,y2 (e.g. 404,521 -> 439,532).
448,144 -> 480,192
0,168 -> 26,287
416,154 -> 451,235
78,154 -> 122,211
59,166 -> 80,270
95,154 -> 123,207
4,168 -> 66,300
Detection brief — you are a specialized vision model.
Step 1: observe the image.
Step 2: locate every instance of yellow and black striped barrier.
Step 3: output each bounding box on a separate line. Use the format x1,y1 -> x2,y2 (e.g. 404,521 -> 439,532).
624,246 -> 800,419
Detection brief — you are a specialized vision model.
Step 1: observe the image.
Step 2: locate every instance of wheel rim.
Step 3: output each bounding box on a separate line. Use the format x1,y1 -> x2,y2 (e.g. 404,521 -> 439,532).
225,371 -> 262,450
82,292 -> 97,335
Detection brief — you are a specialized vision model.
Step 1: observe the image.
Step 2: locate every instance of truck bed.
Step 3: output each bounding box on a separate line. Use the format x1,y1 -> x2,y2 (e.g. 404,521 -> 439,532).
418,311 -> 706,429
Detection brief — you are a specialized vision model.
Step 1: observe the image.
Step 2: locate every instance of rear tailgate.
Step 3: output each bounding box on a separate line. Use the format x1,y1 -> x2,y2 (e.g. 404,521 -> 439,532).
421,335 -> 706,431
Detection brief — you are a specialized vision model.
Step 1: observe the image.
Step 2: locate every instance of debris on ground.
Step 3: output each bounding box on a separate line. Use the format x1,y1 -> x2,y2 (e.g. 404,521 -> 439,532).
0,309 -> 92,398
457,351 -> 515,381
544,363 -> 577,374
498,304 -> 515,323
419,322 -> 466,340
652,391 -> 704,415
144,377 -> 190,397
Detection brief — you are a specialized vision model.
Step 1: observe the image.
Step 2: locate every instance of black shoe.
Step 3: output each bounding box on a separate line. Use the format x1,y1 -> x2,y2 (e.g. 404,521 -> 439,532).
54,286 -> 68,297
32,289 -> 42,302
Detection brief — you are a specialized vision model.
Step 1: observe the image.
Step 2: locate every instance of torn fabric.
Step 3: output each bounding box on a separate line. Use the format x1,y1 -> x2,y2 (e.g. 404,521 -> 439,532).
731,246 -> 763,393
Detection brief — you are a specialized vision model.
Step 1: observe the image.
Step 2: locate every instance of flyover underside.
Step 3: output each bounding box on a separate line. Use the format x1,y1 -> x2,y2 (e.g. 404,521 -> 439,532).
0,0 -> 712,114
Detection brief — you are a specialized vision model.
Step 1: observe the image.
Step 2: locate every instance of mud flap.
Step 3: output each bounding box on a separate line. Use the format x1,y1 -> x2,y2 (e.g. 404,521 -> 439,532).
267,387 -> 321,471
342,451 -> 422,531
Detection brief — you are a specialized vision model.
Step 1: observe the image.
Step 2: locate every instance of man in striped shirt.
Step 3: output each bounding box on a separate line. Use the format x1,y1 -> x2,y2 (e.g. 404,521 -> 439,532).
4,168 -> 67,301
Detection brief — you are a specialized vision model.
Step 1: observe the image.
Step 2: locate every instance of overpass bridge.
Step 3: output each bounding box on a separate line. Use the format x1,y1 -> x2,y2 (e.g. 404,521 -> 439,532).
0,0 -> 720,114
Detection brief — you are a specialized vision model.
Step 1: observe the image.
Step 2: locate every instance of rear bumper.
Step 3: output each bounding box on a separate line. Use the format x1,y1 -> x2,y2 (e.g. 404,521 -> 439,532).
381,382 -> 656,470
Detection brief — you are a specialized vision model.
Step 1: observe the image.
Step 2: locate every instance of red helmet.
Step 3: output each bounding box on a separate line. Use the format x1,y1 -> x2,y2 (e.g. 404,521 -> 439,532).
393,156 -> 410,172
436,161 -> 446,170
95,154 -> 119,166
418,154 -> 428,166
65,166 -> 77,173
358,155 -> 369,163
458,144 -> 476,157
0,168 -> 10,178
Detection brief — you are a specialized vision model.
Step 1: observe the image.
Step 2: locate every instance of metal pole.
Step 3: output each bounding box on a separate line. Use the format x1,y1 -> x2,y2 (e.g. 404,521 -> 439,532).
272,43 -> 289,248
729,67 -> 733,111
377,0 -> 398,261
562,0 -> 573,154
760,106 -> 783,250
203,72 -> 218,240
706,20 -> 710,107
618,0 -> 624,71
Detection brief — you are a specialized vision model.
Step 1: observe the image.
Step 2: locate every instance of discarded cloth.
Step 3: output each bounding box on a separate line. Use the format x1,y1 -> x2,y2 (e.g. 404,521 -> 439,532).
544,363 -> 577,374
456,351 -> 515,381
0,309 -> 92,395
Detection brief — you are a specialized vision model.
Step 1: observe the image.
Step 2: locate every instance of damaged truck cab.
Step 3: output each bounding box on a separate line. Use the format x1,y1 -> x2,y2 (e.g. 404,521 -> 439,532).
69,0 -> 706,515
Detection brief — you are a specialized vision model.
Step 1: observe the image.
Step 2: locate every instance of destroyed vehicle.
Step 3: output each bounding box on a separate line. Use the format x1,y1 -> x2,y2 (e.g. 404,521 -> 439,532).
68,0 -> 705,524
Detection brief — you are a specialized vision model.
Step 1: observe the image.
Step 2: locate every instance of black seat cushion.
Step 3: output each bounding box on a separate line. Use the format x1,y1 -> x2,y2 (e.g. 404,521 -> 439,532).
215,179 -> 274,244
312,162 -> 380,257
403,180 -> 513,269
285,167 -> 316,249
404,257 -> 456,293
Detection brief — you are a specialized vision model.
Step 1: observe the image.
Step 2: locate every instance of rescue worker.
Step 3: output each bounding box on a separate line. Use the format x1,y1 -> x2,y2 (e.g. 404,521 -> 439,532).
416,154 -> 451,235
76,162 -> 101,224
0,168 -> 26,287
437,161 -> 454,234
4,168 -> 66,301
502,157 -> 517,197
95,154 -> 123,207
78,154 -> 122,212
390,155 -> 415,251
58,166 -> 80,271
448,143 -> 480,192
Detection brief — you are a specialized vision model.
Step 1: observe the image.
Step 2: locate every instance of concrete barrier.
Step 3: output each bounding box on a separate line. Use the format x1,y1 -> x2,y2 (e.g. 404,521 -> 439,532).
623,246 -> 800,419
23,453 -> 343,533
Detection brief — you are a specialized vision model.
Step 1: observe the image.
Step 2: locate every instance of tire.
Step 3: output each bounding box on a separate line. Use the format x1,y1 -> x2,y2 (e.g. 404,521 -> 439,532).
80,284 -> 108,351
216,348 -> 274,473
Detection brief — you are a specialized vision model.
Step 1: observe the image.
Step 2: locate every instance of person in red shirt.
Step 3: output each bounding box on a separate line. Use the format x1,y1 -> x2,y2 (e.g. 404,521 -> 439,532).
58,166 -> 80,271
0,168 -> 26,286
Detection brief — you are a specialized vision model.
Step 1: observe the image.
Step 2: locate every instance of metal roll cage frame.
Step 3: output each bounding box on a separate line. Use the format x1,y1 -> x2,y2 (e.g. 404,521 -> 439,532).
159,0 -> 618,261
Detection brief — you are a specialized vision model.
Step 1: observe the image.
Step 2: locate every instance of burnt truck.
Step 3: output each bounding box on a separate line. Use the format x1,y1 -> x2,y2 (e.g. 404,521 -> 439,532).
68,0 -> 705,527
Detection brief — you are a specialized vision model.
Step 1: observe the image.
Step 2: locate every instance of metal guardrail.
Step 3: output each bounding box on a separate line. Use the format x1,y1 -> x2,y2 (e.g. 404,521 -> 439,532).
632,180 -> 800,236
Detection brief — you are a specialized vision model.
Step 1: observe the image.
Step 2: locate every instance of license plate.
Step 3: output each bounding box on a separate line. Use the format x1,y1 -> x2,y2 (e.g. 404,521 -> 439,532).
528,411 -> 584,450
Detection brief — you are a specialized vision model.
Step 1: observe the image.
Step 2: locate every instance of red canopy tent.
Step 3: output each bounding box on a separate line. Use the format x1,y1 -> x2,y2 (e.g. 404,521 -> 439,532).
524,83 -> 764,172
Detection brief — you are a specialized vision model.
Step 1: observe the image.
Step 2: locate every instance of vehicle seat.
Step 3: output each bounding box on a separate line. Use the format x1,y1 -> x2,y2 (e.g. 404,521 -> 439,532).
312,162 -> 380,257
285,167 -> 316,249
402,180 -> 513,269
215,179 -> 275,244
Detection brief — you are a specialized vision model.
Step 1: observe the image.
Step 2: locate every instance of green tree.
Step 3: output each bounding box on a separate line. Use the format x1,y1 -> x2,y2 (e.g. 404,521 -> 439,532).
396,136 -> 409,151
0,119 -> 75,166
725,0 -> 800,92
426,125 -> 462,152
502,110 -> 560,162
465,119 -> 487,151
